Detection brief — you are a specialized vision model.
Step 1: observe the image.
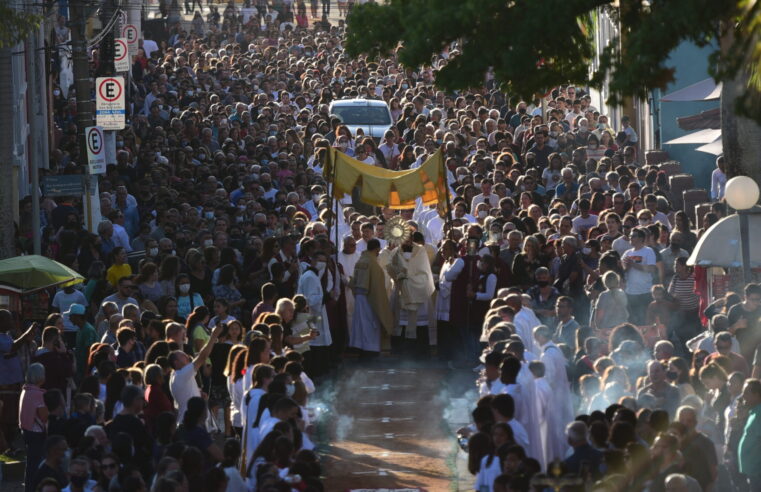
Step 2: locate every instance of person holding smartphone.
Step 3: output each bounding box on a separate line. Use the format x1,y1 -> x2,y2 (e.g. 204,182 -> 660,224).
31,327 -> 73,396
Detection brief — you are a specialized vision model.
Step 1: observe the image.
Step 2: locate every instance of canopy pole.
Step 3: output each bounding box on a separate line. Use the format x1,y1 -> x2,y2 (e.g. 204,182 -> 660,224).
442,152 -> 454,240
326,148 -> 336,237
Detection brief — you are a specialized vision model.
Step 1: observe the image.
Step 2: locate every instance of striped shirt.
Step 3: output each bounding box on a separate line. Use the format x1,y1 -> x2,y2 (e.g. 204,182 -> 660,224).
669,273 -> 699,311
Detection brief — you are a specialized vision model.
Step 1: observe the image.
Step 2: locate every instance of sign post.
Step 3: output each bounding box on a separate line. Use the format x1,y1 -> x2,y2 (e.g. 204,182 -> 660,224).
85,126 -> 106,174
114,38 -> 130,72
95,76 -> 125,130
42,175 -> 85,197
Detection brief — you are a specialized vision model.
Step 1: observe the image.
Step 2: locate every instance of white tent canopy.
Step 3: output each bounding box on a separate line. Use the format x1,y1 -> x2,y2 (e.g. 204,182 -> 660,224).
688,210 -> 761,268
663,128 -> 721,145
696,138 -> 723,155
661,78 -> 722,102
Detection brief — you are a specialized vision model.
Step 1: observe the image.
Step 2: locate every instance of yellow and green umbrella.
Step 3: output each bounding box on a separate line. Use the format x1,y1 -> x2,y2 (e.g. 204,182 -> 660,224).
0,255 -> 84,291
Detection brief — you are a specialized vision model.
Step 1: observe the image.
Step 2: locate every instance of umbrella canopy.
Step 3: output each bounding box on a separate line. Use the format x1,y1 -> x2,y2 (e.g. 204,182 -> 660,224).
0,255 -> 84,291
688,210 -> 761,268
661,78 -> 722,102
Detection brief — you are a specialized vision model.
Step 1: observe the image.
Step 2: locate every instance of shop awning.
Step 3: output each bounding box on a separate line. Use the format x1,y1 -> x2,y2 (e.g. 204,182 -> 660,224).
696,138 -> 723,156
688,210 -> 761,268
663,129 -> 721,145
661,78 -> 722,102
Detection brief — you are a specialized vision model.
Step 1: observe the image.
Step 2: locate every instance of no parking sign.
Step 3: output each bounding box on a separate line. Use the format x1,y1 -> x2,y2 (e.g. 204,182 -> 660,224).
114,38 -> 130,72
122,24 -> 139,56
86,126 -> 106,174
95,76 -> 125,130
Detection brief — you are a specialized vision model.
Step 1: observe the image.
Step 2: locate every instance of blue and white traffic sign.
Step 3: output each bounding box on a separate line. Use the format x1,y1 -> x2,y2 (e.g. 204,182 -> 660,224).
95,77 -> 125,130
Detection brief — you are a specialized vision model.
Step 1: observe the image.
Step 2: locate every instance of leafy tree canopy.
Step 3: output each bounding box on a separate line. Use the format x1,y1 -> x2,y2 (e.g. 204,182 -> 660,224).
345,0 -> 760,120
0,2 -> 41,48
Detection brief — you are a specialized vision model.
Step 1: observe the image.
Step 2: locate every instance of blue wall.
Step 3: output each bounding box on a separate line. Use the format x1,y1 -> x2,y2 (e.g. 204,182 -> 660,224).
655,41 -> 718,190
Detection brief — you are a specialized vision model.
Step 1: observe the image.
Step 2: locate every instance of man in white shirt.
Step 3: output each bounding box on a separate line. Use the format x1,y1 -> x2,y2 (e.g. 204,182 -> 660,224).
644,194 -> 672,231
471,178 -> 500,215
108,212 -> 133,252
378,130 -> 401,168
621,115 -> 639,145
565,100 -> 582,125
622,228 -> 657,325
571,199 -> 598,237
169,323 -> 224,423
711,155 -> 726,201
52,285 -> 87,331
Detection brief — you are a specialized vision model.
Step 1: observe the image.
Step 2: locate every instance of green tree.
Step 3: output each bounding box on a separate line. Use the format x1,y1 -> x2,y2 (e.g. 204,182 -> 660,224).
346,0 -> 761,179
0,2 -> 41,48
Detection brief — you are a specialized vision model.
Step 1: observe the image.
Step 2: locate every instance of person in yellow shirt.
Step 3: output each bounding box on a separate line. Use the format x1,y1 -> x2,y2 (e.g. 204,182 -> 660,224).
106,247 -> 132,287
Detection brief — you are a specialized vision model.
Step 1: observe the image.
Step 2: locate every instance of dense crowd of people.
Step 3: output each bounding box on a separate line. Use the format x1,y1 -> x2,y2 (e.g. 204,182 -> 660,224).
2,0 -> 758,491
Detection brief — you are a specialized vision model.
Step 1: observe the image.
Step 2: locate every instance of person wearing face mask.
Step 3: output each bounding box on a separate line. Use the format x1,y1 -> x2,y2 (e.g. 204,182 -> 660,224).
509,101 -> 528,128
65,457 -> 98,492
296,251 -> 333,376
176,274 -> 205,320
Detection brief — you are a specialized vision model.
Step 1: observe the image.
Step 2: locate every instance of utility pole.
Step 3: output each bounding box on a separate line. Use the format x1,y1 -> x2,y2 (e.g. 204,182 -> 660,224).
27,0 -> 48,255
70,0 -> 99,232
0,44 -> 15,259
70,0 -> 93,158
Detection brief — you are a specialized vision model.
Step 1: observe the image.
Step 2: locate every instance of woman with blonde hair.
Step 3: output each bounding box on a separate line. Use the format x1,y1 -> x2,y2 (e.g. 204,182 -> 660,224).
512,235 -> 543,290
593,271 -> 629,338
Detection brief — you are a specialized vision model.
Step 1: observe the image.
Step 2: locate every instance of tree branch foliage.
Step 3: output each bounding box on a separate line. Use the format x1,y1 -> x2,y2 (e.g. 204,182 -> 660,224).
346,0 -> 761,121
0,2 -> 42,48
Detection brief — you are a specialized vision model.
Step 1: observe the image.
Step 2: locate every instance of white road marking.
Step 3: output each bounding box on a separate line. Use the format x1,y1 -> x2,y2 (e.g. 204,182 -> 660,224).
359,384 -> 414,390
359,401 -> 414,406
357,432 -> 418,439
357,417 -> 415,423
366,369 -> 416,375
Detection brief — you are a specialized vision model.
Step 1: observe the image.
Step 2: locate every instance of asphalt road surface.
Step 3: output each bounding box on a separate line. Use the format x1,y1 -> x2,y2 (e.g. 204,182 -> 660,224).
314,356 -> 474,491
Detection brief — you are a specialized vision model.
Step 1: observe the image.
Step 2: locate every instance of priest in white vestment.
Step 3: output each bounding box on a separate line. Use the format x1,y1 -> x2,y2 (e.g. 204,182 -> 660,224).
386,239 -> 436,342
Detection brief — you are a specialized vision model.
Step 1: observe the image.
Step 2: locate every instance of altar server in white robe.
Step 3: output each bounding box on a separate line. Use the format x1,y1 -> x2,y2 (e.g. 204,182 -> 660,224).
499,354 -> 545,468
533,325 -> 573,463
296,251 -> 332,375
506,294 -> 541,354
529,360 -> 553,468
337,236 -> 361,331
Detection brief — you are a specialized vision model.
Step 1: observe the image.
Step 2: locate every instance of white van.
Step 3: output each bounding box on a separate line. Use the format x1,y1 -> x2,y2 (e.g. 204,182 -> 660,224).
328,98 -> 394,141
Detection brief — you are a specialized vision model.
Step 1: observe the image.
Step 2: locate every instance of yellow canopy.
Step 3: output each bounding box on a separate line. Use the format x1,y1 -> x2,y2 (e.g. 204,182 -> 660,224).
323,147 -> 448,209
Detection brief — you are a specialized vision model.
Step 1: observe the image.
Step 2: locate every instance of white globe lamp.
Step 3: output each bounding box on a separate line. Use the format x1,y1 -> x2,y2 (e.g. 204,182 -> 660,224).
726,176 -> 760,211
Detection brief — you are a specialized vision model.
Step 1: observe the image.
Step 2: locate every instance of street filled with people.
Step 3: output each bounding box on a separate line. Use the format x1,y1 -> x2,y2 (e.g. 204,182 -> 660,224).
3,1 -> 759,491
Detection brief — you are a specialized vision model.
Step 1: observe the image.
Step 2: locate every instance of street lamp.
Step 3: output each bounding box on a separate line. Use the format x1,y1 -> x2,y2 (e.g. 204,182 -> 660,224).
725,176 -> 760,284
